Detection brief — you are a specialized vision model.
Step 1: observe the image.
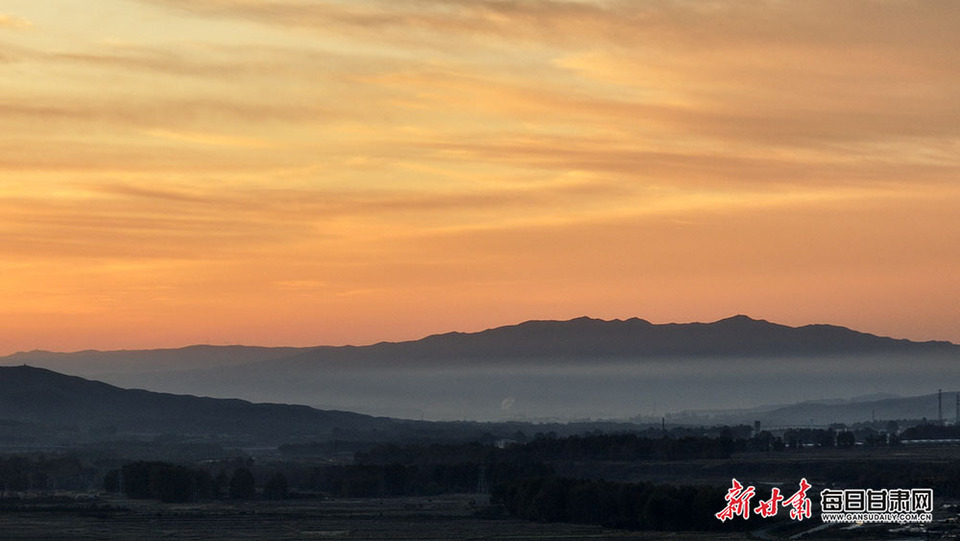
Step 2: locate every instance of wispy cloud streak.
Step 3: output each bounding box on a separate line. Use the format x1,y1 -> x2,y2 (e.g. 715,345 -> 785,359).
0,0 -> 957,351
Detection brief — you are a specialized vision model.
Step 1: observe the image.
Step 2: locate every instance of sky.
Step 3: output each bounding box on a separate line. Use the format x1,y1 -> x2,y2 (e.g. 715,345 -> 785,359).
1,0 -> 958,354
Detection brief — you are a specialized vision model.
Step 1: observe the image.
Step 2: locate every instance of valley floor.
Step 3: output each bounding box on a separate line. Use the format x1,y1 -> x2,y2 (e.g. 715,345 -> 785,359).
0,494 -> 748,541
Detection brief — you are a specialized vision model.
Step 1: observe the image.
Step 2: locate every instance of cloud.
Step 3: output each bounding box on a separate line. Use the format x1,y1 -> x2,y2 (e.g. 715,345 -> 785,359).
0,175 -> 620,262
2,0 -> 959,351
138,1 -> 960,56
90,183 -> 218,204
141,0 -> 610,41
136,0 -> 960,147
44,42 -> 389,82
0,14 -> 32,29
8,1 -> 959,191
0,96 -> 329,133
272,280 -> 328,292
144,129 -> 273,148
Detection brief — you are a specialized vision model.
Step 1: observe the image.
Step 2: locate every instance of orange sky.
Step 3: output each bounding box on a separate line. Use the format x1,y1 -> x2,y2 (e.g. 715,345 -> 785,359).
1,0 -> 958,354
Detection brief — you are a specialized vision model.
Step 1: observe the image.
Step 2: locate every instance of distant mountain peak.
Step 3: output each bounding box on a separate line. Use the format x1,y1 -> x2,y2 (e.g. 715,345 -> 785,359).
717,314 -> 762,323
708,314 -> 779,326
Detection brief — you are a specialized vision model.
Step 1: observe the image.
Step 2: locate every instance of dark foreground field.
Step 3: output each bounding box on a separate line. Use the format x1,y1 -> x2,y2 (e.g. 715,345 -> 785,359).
5,441 -> 960,539
0,494 -> 748,541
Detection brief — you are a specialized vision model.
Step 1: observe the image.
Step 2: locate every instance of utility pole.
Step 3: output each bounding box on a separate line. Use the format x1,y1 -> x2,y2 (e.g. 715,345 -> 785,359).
939,389 -> 943,424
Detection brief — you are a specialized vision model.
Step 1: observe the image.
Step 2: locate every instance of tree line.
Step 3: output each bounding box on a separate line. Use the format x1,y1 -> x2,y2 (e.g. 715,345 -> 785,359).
355,432 -> 736,466
0,455 -> 90,493
492,477 -> 753,532
102,462 -> 289,503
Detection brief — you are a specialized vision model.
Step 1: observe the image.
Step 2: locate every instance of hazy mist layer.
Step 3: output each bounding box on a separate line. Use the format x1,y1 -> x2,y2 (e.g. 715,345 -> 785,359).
43,354 -> 956,422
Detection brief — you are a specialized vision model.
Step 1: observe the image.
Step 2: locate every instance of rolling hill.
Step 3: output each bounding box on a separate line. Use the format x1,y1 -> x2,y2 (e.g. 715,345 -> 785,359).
0,365 -> 401,441
3,345 -> 309,375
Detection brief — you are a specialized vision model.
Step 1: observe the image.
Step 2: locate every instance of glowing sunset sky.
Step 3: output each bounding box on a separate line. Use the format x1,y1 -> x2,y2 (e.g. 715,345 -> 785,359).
1,0 -> 958,354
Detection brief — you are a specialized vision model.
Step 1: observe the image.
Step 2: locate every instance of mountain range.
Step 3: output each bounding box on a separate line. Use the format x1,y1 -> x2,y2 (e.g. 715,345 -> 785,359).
0,364 -> 955,456
0,365 -> 659,455
2,316 -> 957,421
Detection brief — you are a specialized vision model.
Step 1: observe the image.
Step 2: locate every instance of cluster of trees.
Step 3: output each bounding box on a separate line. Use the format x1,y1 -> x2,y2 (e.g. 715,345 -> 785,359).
294,423 -> 919,470
95,420 -> 960,507
900,423 -> 960,440
0,455 -> 89,493
101,458 -> 548,501
353,424 -> 910,464
492,477 -> 749,532
103,462 -> 211,503
513,433 -> 735,461
301,461 -> 552,498
357,441 -> 498,466
355,433 -> 735,467
794,460 -> 960,498
279,441 -> 367,458
103,462 -> 289,503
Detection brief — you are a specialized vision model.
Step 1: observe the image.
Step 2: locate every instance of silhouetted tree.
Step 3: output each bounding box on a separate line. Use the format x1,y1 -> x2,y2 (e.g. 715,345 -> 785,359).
229,467 -> 256,499
836,431 -> 856,449
816,429 -> 836,448
264,472 -> 289,500
214,470 -> 229,499
105,462 -> 198,502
